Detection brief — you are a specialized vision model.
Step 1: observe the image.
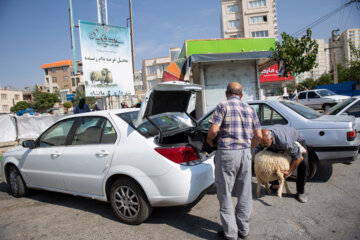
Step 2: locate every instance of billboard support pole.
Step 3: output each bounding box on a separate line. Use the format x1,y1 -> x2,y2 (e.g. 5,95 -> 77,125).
69,0 -> 77,74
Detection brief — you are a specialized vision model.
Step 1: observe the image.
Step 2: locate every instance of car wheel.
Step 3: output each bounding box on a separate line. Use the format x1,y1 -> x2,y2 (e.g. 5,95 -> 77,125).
8,166 -> 28,197
110,178 -> 152,225
323,104 -> 331,112
308,151 -> 319,180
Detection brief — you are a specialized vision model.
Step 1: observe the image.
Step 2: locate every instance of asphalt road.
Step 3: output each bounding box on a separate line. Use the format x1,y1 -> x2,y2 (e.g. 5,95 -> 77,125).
0,158 -> 359,240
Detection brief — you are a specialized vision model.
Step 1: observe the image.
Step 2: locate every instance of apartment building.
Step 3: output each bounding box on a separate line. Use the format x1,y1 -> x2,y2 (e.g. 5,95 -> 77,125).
142,47 -> 181,90
220,0 -> 278,39
297,39 -> 331,81
329,28 -> 360,68
0,87 -> 23,113
41,59 -> 84,94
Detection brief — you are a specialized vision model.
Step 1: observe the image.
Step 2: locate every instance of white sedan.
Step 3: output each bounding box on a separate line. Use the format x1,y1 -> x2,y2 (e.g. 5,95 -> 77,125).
1,82 -> 215,224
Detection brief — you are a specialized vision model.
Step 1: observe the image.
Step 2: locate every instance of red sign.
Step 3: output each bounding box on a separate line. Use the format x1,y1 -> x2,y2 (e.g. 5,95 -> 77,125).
260,64 -> 293,83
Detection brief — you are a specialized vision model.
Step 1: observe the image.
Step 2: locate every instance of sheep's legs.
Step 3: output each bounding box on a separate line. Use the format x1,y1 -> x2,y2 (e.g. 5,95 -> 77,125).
284,179 -> 291,194
265,182 -> 271,195
276,170 -> 285,198
256,176 -> 262,198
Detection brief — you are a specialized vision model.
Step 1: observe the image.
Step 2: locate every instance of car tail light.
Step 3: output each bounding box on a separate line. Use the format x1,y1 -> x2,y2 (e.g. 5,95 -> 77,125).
347,130 -> 357,141
155,146 -> 199,165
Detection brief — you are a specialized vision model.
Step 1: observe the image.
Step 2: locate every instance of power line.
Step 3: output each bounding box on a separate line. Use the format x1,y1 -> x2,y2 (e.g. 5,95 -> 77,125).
292,0 -> 357,37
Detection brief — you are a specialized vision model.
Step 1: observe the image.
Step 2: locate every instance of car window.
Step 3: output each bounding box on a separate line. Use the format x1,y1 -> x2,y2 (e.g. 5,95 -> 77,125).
308,91 -> 320,99
317,89 -> 335,96
345,100 -> 360,118
327,98 -> 357,115
250,103 -> 288,126
39,119 -> 75,147
280,101 -> 322,119
198,113 -> 213,130
298,92 -> 306,99
71,117 -> 116,145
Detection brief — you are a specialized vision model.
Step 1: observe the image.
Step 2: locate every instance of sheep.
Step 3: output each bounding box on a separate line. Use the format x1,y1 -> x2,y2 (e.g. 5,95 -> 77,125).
254,141 -> 307,198
101,68 -> 113,84
90,71 -> 104,85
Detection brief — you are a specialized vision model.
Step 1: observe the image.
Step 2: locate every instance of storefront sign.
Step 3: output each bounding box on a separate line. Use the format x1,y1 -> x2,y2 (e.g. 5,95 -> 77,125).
260,64 -> 292,83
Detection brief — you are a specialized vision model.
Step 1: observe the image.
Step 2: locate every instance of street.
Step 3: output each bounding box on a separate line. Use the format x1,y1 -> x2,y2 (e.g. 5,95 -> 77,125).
0,158 -> 359,240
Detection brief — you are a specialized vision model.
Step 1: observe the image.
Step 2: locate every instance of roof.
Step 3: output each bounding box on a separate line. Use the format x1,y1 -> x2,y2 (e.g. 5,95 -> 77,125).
41,59 -> 73,69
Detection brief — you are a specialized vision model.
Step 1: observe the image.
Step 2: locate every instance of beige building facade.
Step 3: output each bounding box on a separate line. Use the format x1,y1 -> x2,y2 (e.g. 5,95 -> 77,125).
0,88 -> 23,113
329,28 -> 360,68
142,47 -> 181,90
220,0 -> 278,39
41,60 -> 84,95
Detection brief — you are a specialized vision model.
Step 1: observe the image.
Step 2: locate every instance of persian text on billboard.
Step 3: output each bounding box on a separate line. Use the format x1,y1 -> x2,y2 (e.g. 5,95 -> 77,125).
79,20 -> 135,97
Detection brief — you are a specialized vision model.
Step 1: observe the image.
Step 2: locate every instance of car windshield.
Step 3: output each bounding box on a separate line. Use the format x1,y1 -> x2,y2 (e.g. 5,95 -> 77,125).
326,98 -> 357,115
317,89 -> 336,97
117,111 -> 194,138
280,101 -> 323,119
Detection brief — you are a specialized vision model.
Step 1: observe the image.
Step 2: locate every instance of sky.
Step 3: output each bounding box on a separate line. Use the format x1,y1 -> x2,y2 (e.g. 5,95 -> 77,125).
0,0 -> 359,90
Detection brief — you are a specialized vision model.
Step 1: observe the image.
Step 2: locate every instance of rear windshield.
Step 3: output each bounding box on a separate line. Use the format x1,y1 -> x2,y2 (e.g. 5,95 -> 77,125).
280,101 -> 323,119
326,98 -> 357,115
116,111 -> 194,138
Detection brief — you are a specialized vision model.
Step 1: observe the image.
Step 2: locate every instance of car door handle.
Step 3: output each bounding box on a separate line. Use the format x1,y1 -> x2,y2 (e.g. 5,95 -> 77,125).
96,150 -> 110,157
51,151 -> 61,158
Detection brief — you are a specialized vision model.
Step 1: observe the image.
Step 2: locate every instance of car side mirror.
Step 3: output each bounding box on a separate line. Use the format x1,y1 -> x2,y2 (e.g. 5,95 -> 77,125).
22,140 -> 35,149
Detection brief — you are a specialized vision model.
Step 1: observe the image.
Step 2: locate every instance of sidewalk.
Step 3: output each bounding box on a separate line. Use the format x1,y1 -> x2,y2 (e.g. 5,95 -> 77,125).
0,141 -> 19,155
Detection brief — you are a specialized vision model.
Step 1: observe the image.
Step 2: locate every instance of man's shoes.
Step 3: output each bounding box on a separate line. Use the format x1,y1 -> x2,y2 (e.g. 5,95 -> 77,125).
238,232 -> 249,239
217,230 -> 230,240
296,193 -> 307,203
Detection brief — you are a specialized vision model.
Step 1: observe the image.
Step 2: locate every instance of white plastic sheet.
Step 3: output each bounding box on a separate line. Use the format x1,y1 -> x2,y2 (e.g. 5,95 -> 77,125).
0,114 -> 17,142
16,114 -> 65,139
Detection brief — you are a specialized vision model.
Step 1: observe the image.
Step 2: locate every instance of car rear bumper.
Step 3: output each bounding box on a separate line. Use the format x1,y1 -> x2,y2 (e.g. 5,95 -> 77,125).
143,157 -> 215,207
312,145 -> 359,164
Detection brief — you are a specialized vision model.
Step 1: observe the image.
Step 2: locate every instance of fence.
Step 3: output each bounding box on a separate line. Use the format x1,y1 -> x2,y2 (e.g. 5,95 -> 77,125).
0,114 -> 65,143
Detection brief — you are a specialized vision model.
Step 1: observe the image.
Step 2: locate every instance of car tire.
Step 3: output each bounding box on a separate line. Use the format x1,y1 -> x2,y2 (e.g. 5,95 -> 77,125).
322,104 -> 331,112
308,151 -> 319,180
110,178 -> 152,225
8,166 -> 28,198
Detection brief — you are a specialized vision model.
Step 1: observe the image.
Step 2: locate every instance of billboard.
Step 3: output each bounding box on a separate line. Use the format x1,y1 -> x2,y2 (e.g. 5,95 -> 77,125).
79,20 -> 134,97
260,64 -> 293,83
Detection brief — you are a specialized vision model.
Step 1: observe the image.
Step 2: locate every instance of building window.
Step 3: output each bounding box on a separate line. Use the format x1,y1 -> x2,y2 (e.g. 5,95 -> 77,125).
44,69 -> 48,75
64,85 -> 68,89
249,0 -> 266,8
72,78 -> 76,87
52,77 -> 57,83
76,77 -> 80,85
250,15 -> 267,24
159,64 -> 169,75
46,78 -> 49,83
64,76 -> 68,82
252,30 -> 269,38
62,66 -> 68,71
230,34 -> 242,38
15,94 -> 19,100
51,68 -> 56,73
1,94 -> 6,100
227,4 -> 239,13
146,65 -> 157,76
228,20 -> 240,28
2,105 -> 8,111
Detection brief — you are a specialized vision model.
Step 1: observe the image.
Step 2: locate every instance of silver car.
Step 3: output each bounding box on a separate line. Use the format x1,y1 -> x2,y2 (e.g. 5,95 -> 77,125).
199,100 -> 359,179
293,89 -> 349,111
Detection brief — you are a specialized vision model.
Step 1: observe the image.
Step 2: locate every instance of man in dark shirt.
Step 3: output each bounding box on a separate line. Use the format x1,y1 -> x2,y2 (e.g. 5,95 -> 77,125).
257,125 -> 309,203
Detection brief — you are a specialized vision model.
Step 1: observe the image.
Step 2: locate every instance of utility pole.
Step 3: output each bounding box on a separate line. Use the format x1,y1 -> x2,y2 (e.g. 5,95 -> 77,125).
129,0 -> 135,75
331,29 -> 340,84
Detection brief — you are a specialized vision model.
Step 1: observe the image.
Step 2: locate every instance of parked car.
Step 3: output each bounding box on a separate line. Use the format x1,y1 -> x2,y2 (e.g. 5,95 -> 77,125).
198,100 -> 359,179
1,82 -> 216,225
292,89 -> 349,111
326,96 -> 360,132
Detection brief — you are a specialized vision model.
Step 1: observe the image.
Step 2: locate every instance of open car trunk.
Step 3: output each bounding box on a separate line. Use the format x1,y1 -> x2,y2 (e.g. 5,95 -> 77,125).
155,128 -> 217,159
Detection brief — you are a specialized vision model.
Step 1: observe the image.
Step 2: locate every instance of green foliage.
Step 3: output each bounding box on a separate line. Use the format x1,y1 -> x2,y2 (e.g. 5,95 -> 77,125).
63,101 -> 72,109
32,91 -> 60,111
10,101 -> 30,112
316,73 -> 333,86
73,87 -> 96,107
272,28 -> 319,77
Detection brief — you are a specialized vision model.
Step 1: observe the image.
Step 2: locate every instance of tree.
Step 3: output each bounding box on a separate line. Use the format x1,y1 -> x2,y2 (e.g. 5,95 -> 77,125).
32,92 -> 60,111
63,101 -> 72,111
272,28 -> 319,86
10,101 -> 29,112
73,87 -> 96,108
